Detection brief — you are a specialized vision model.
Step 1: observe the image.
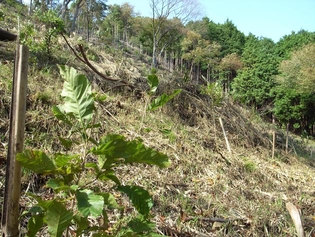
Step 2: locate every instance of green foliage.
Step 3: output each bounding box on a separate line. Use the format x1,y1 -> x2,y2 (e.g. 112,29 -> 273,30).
18,65 -> 170,236
147,74 -> 159,93
20,10 -> 65,60
242,157 -> 256,173
0,10 -> 4,21
272,86 -> 315,133
148,89 -> 182,111
146,71 -> 182,111
200,82 -> 223,106
232,35 -> 279,108
187,18 -> 245,58
276,30 -> 315,59
273,43 -> 315,134
277,43 -> 315,93
58,65 -> 95,126
118,186 -> 153,216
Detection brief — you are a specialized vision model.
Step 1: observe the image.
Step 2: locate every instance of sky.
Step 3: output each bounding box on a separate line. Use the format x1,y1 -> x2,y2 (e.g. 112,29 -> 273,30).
109,0 -> 315,42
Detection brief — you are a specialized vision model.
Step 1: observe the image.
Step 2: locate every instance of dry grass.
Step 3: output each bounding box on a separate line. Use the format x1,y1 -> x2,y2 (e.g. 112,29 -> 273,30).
1,39 -> 315,237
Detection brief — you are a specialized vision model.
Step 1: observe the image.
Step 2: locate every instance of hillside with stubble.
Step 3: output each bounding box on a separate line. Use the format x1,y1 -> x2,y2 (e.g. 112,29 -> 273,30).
1,4 -> 315,236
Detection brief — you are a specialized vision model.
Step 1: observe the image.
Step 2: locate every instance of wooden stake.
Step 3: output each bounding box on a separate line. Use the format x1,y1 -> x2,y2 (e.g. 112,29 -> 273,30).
272,115 -> 276,159
219,117 -> 231,153
1,44 -> 29,237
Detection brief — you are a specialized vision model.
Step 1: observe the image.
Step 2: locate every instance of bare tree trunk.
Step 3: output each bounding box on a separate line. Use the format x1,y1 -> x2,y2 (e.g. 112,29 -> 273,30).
71,0 -> 82,32
28,0 -> 33,15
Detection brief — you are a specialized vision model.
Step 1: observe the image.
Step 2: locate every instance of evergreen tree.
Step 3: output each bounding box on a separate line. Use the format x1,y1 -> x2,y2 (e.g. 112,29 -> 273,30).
232,34 -> 279,109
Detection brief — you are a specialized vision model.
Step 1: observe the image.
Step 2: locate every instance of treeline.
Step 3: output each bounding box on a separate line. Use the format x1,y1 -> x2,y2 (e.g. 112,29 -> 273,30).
2,0 -> 315,136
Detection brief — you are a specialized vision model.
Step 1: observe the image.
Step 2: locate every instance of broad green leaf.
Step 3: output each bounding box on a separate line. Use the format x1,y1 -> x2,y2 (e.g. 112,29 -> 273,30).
27,213 -> 44,237
118,185 -> 153,216
127,218 -> 155,233
73,214 -> 90,236
86,163 -> 121,185
52,105 -> 72,126
54,153 -> 79,168
99,192 -> 120,209
44,200 -> 73,237
17,150 -> 56,174
58,65 -> 95,125
76,189 -> 104,218
147,74 -> 159,93
58,137 -> 73,150
148,89 -> 181,111
97,169 -> 121,185
46,179 -> 71,191
91,134 -> 170,168
86,162 -> 100,172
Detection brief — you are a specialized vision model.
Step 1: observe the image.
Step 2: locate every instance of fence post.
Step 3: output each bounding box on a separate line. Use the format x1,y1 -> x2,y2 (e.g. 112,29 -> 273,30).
1,44 -> 29,237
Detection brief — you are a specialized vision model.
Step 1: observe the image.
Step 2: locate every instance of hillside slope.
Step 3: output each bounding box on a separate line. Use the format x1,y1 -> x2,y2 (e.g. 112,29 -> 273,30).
1,32 -> 315,236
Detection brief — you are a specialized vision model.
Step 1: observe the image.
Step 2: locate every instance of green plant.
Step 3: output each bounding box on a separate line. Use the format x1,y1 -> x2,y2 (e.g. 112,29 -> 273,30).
242,157 -> 256,173
0,10 -> 4,21
18,65 -> 170,236
20,10 -> 65,60
146,70 -> 181,111
200,82 -> 223,106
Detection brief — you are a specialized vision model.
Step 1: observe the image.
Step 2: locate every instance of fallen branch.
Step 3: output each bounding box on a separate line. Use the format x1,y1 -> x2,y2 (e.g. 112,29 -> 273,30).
61,34 -> 134,90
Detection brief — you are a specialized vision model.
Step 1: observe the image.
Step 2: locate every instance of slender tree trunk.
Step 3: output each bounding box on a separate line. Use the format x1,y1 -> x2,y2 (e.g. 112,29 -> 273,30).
28,0 -> 33,15
71,0 -> 82,32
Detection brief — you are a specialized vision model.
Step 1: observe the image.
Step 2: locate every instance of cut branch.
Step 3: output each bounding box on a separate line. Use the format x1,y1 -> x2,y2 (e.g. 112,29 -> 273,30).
61,34 -> 134,90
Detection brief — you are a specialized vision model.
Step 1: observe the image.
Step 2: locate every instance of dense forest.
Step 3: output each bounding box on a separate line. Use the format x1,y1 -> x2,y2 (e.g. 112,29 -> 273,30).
2,0 -> 315,136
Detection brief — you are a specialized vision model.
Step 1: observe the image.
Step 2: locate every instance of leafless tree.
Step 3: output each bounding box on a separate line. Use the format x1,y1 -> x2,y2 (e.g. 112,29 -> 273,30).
149,0 -> 201,68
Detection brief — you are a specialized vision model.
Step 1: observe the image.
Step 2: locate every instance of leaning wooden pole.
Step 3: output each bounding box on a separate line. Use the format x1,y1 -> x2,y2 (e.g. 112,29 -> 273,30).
1,44 -> 29,237
219,117 -> 231,154
272,115 -> 276,159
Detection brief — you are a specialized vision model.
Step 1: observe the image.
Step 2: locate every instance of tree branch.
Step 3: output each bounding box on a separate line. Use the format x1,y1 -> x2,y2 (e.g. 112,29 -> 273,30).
61,33 -> 134,90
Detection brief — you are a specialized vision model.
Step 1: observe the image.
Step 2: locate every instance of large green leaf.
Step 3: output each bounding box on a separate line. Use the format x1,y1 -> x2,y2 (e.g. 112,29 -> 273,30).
118,185 -> 153,216
147,74 -> 159,93
17,150 -> 56,174
43,200 -> 74,237
91,134 -> 170,168
46,178 -> 72,192
73,214 -> 90,236
54,153 -> 79,168
76,189 -> 104,218
52,105 -> 72,126
58,65 -> 95,125
127,217 -> 155,233
99,192 -> 120,209
27,214 -> 44,237
148,89 -> 181,111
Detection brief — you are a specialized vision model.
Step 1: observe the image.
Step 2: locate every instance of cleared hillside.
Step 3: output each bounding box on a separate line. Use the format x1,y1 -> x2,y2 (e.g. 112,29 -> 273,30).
1,32 -> 315,237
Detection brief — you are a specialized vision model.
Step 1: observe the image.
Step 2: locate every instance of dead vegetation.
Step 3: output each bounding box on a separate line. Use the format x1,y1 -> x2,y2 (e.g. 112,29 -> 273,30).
1,38 -> 315,236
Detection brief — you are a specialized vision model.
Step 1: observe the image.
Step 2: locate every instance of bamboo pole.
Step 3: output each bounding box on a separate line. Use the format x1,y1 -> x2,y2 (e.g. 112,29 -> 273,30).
1,44 -> 29,237
219,117 -> 231,154
272,115 -> 276,159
